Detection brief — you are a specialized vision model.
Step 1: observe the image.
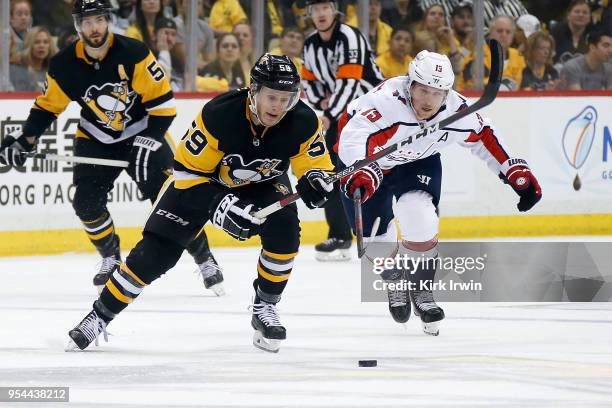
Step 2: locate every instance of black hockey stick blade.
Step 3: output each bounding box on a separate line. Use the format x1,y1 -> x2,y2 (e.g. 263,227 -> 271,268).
253,39 -> 503,219
353,189 -> 365,258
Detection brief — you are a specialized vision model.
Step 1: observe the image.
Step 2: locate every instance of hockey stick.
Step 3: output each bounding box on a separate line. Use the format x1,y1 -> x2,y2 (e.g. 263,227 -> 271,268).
253,39 -> 503,220
23,152 -> 129,168
353,189 -> 365,257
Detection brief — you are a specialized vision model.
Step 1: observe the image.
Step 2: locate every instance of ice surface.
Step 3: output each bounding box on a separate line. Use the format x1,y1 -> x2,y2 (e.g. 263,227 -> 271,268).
1,245 -> 612,407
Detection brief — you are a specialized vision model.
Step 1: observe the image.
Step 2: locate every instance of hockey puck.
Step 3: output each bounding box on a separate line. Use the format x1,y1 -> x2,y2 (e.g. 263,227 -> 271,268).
358,360 -> 377,367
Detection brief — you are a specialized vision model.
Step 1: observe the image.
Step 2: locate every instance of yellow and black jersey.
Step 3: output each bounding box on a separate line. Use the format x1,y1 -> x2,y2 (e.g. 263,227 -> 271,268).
22,33 -> 176,144
173,89 -> 334,190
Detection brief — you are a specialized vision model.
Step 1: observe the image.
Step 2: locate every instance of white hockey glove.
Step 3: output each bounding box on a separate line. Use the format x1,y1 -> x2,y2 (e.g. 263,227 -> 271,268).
129,135 -> 163,182
210,193 -> 265,241
296,169 -> 334,209
0,131 -> 34,167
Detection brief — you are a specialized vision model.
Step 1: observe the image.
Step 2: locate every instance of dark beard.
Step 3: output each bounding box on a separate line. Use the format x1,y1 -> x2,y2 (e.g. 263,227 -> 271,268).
83,29 -> 109,49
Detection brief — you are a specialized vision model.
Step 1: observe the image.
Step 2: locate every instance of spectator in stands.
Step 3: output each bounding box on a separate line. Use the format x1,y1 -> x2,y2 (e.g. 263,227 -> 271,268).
291,1 -> 315,36
233,22 -> 254,85
111,0 -> 135,35
460,15 -> 525,91
382,0 -> 423,28
514,14 -> 541,54
419,0 -> 460,20
125,0 -> 166,51
209,0 -> 248,35
239,0 -> 284,49
31,0 -> 73,37
10,26 -> 58,92
375,27 -> 414,78
450,1 -> 474,64
174,0 -> 216,70
9,0 -> 32,63
415,5 -> 462,71
154,17 -> 184,91
552,0 -> 593,65
520,31 -> 559,90
368,0 -> 393,56
269,26 -> 305,76
559,27 -> 612,90
482,0 -> 528,27
199,32 -> 246,89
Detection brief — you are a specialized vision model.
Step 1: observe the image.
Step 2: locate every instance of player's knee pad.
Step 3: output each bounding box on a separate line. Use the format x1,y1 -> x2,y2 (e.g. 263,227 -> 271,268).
260,206 -> 300,254
396,191 -> 439,242
125,232 -> 184,284
72,182 -> 109,220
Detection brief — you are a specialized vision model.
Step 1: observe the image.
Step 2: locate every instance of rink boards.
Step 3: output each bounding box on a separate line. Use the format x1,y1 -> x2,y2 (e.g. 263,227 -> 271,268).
0,92 -> 611,255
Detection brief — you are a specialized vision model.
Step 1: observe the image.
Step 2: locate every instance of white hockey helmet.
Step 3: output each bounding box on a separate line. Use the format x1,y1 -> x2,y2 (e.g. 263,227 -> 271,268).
408,50 -> 455,91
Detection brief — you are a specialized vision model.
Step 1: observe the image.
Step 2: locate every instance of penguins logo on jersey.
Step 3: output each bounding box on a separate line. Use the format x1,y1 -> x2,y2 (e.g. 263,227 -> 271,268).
218,154 -> 284,187
82,81 -> 136,132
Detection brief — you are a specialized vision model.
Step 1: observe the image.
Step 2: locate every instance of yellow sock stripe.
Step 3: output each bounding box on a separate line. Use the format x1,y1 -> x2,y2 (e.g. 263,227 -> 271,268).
86,225 -> 114,240
82,213 -> 109,225
120,263 -> 146,286
262,249 -> 298,260
257,264 -> 290,283
105,279 -> 133,304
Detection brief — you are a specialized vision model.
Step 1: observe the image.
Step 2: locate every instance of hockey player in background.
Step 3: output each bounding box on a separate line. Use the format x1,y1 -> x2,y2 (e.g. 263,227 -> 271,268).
0,0 -> 224,296
338,50 -> 542,335
66,54 -> 335,353
302,0 -> 385,261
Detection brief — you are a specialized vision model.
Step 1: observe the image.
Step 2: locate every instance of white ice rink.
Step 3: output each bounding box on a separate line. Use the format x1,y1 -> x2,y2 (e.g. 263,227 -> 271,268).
1,245 -> 612,407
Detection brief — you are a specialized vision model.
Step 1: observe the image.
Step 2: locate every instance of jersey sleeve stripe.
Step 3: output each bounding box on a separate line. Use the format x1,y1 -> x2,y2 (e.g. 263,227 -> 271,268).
143,91 -> 175,110
336,64 -> 364,79
301,66 -> 317,81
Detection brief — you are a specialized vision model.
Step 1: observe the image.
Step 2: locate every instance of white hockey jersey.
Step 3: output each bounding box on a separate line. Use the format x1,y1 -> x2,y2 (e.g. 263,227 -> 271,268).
338,76 -> 513,174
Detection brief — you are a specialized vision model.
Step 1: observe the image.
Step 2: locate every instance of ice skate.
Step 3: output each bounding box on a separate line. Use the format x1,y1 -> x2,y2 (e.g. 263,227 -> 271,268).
65,310 -> 108,351
411,289 -> 445,336
314,238 -> 352,261
195,254 -> 225,296
93,251 -> 121,295
250,300 -> 286,353
381,269 -> 410,323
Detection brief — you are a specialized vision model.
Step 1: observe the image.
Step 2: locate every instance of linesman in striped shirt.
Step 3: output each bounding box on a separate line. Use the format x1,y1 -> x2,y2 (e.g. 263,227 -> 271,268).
302,0 -> 384,261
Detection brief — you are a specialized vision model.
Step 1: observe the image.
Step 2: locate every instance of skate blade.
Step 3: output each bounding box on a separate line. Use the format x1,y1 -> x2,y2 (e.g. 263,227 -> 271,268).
65,338 -> 83,352
95,284 -> 104,296
253,331 -> 281,353
208,283 -> 226,297
422,321 -> 440,336
315,249 -> 351,262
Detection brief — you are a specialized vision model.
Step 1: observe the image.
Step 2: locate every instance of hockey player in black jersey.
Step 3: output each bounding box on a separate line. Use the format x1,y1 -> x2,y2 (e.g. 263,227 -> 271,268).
0,0 -> 223,295
66,54 -> 335,353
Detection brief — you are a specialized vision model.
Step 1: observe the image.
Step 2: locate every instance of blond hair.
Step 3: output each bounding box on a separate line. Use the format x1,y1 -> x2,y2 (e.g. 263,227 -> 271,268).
20,26 -> 58,70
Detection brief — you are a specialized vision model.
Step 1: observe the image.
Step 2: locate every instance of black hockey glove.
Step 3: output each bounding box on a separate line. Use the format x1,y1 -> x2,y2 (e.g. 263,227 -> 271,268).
296,169 -> 334,209
129,136 -> 163,183
0,131 -> 34,167
210,193 -> 265,241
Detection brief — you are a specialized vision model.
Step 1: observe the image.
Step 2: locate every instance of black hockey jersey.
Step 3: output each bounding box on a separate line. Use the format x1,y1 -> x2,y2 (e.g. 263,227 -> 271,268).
173,89 -> 333,190
23,33 -> 176,144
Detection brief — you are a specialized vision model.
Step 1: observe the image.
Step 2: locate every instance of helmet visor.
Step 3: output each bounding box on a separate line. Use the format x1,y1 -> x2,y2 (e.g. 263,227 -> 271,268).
254,85 -> 300,112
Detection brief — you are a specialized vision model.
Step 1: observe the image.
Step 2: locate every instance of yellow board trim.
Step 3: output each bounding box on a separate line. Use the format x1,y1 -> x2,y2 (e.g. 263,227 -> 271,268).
106,279 -> 133,304
257,264 -> 291,283
1,214 -> 612,257
86,225 -> 114,240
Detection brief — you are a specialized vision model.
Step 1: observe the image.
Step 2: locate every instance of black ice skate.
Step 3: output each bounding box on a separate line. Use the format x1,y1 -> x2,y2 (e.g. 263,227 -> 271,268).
93,246 -> 121,294
410,289 -> 445,336
314,238 -> 352,262
250,299 -> 286,353
195,254 -> 225,296
65,310 -> 108,351
381,269 -> 410,323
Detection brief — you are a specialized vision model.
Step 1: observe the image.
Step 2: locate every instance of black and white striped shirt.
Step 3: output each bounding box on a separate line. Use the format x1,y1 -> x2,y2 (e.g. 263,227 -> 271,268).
302,23 -> 384,121
419,0 -> 528,27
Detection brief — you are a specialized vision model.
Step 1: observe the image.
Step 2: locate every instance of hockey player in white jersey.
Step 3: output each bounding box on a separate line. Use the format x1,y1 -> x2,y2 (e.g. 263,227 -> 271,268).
337,50 -> 542,335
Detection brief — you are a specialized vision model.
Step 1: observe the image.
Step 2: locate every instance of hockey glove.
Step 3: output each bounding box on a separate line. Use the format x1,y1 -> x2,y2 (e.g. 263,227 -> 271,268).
129,136 -> 163,183
340,162 -> 383,203
0,131 -> 34,167
501,158 -> 542,212
296,169 -> 334,209
210,193 -> 265,241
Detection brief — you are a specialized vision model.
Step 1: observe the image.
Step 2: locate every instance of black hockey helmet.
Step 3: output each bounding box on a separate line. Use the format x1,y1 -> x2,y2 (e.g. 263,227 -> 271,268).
72,0 -> 112,22
250,53 -> 301,93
